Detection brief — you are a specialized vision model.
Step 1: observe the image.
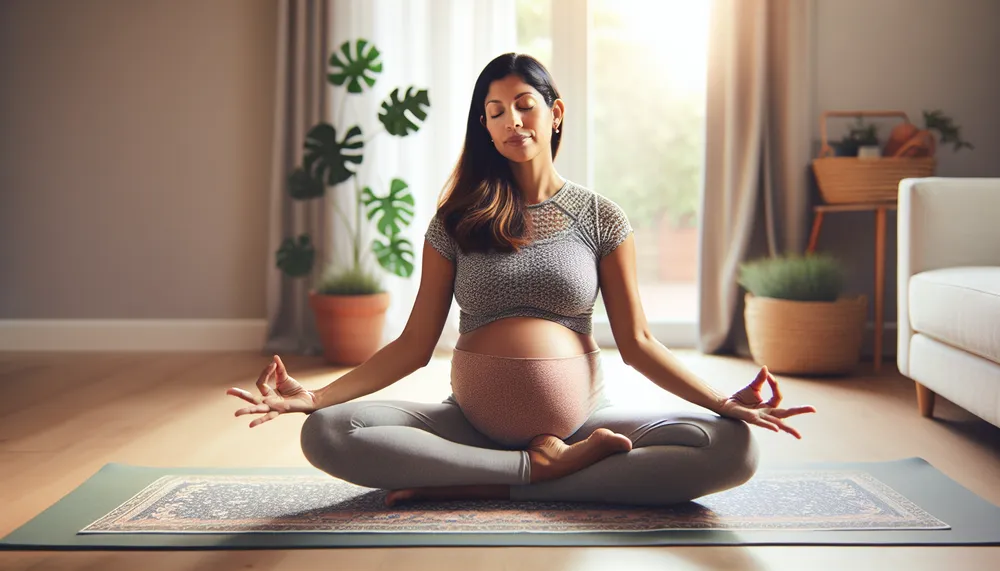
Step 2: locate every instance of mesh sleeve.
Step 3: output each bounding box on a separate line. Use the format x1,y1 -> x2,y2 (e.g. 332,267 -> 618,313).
425,213 -> 457,261
596,195 -> 633,258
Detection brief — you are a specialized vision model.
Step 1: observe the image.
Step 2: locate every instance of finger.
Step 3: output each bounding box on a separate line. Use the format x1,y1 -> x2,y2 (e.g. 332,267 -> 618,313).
256,361 -> 276,396
732,367 -> 768,406
749,366 -> 768,391
256,360 -> 275,385
747,417 -> 780,433
731,388 -> 761,407
770,405 -> 817,419
765,371 -> 783,408
761,413 -> 801,439
273,355 -> 289,382
250,410 -> 280,428
226,387 -> 262,405
235,403 -> 271,417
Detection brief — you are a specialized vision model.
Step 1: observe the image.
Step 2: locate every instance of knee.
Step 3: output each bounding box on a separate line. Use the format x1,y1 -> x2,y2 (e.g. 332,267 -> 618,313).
705,417 -> 759,489
299,407 -> 353,477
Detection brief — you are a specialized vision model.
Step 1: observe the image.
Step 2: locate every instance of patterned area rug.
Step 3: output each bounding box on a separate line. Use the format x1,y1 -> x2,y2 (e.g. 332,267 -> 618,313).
80,470 -> 949,534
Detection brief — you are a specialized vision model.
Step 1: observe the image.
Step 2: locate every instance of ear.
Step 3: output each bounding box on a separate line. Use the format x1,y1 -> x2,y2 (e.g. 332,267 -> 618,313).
480,114 -> 487,128
551,99 -> 565,127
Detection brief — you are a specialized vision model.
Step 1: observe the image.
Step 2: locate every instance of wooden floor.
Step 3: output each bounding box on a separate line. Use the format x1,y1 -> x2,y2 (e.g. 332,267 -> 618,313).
1,349 -> 999,570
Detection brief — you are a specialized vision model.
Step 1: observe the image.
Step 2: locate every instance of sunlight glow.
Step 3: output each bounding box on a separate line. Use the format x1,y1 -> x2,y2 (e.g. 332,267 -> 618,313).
597,0 -> 711,94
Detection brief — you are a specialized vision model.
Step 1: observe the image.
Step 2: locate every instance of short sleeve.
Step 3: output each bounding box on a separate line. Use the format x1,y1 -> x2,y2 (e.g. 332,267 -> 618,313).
596,195 -> 633,258
425,213 -> 458,261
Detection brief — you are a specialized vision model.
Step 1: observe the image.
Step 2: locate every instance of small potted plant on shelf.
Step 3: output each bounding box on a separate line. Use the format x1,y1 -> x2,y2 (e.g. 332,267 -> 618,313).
834,116 -> 880,158
275,38 -> 431,365
738,253 -> 867,376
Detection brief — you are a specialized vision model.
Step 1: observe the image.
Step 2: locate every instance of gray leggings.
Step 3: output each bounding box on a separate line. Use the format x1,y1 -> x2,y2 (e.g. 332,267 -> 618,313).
300,396 -> 759,506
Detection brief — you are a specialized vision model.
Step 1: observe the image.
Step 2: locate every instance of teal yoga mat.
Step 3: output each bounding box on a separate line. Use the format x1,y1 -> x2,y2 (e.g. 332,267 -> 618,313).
3,457 -> 999,549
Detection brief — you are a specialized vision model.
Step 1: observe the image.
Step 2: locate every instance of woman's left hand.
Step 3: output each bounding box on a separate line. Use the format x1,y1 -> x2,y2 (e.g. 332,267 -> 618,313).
717,366 -> 816,439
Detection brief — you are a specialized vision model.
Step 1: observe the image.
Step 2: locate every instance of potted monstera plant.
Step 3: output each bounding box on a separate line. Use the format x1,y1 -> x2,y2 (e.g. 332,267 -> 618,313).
275,38 -> 431,365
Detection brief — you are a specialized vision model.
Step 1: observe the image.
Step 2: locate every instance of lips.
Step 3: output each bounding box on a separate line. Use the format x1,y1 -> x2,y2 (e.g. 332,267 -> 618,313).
504,134 -> 531,145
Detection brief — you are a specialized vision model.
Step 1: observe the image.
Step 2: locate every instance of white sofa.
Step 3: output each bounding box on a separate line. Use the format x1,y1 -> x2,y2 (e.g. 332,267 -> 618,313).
897,177 -> 1000,427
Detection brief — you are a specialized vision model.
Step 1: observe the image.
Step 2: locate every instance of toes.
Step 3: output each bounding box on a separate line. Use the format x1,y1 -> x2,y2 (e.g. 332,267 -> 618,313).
589,429 -> 633,452
607,436 -> 632,454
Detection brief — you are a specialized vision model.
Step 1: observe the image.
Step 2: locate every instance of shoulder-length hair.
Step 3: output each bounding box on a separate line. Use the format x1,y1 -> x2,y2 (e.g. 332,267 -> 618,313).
435,53 -> 563,254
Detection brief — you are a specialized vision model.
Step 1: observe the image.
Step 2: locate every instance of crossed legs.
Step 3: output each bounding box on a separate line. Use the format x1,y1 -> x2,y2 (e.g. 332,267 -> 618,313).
300,397 -> 758,506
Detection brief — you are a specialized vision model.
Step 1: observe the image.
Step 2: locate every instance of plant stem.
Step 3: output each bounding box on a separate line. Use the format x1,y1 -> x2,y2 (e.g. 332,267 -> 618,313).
330,195 -> 355,265
353,175 -> 362,270
337,90 -> 348,135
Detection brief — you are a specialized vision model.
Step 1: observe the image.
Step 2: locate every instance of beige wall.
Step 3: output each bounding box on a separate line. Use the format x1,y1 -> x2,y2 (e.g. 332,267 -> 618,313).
0,0 -> 277,319
811,0 -> 1000,336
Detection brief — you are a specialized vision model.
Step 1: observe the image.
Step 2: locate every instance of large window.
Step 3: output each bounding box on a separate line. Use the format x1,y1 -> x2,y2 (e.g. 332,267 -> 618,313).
517,0 -> 710,346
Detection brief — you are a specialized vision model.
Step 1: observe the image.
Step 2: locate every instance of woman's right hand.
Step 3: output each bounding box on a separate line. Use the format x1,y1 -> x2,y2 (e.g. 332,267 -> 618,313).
227,355 -> 319,427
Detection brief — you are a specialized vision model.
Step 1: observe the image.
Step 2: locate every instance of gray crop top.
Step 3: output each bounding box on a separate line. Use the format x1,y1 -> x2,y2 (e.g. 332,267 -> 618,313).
424,180 -> 633,335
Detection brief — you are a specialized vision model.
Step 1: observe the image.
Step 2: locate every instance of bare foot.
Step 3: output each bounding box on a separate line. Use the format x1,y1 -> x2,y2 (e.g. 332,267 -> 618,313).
527,428 -> 633,483
384,485 -> 510,507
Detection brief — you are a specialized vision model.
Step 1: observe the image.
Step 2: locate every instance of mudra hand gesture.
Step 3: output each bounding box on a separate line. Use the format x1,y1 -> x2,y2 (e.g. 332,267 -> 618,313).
227,355 -> 318,427
718,366 -> 816,439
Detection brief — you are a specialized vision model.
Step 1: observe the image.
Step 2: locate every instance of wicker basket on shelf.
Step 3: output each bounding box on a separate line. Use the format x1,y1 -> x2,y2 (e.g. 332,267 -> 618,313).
812,110 -> 936,204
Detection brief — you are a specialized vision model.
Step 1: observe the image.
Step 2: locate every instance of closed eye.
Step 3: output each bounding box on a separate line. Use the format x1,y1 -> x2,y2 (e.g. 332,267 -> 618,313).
490,106 -> 535,120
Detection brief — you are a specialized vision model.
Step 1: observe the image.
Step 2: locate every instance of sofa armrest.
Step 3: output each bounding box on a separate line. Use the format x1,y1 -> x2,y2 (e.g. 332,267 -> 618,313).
897,177 -> 1000,376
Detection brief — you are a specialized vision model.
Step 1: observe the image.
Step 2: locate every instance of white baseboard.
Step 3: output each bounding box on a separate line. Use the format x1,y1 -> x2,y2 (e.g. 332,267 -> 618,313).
0,318 -> 881,355
0,319 -> 268,352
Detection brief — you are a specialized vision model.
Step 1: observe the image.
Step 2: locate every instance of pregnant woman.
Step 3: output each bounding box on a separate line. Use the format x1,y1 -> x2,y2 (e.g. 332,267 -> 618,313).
228,53 -> 816,507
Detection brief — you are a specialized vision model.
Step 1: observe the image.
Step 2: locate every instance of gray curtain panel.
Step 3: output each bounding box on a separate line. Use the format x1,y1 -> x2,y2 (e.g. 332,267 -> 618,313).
698,0 -> 813,355
264,0 -> 332,355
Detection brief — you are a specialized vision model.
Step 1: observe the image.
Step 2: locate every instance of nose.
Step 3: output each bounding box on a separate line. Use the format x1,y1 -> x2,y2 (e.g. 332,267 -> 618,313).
505,110 -> 522,131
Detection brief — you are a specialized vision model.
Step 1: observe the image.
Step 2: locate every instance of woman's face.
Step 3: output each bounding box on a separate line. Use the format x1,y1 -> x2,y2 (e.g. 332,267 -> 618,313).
481,75 -> 563,164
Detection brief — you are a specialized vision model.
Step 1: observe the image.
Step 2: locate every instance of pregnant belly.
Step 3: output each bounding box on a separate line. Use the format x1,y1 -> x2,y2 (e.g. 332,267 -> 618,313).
450,345 -> 607,448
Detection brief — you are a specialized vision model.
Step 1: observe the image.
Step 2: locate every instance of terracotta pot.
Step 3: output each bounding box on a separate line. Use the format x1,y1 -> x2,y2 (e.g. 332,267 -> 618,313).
744,293 -> 867,376
309,290 -> 390,366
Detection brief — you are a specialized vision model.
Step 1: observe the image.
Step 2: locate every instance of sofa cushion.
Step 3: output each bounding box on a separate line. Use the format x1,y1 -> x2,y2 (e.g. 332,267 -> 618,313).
909,267 -> 1000,363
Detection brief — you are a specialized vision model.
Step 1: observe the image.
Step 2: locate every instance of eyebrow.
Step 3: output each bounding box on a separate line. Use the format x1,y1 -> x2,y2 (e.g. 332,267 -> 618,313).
486,92 -> 534,105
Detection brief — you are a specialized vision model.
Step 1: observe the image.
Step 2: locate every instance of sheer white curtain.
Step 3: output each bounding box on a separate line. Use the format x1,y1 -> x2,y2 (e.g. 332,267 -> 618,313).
329,0 -> 518,351
266,0 -> 517,355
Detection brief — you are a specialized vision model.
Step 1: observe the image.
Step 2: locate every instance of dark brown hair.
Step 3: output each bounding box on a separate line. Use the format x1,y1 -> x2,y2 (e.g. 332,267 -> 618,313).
435,53 -> 563,254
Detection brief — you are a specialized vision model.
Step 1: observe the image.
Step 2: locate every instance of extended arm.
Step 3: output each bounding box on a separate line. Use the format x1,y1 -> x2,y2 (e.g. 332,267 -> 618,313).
311,240 -> 457,410
598,235 -> 815,437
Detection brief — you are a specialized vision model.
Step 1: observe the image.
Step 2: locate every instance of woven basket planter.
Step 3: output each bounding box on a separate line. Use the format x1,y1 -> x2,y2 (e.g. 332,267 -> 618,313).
744,293 -> 867,376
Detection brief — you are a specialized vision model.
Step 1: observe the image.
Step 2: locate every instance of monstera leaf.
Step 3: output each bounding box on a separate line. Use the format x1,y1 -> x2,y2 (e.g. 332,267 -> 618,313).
288,167 -> 324,200
361,178 -> 414,238
378,87 -> 430,137
275,234 -> 315,278
303,123 -> 364,185
372,235 -> 414,278
327,39 -> 382,93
